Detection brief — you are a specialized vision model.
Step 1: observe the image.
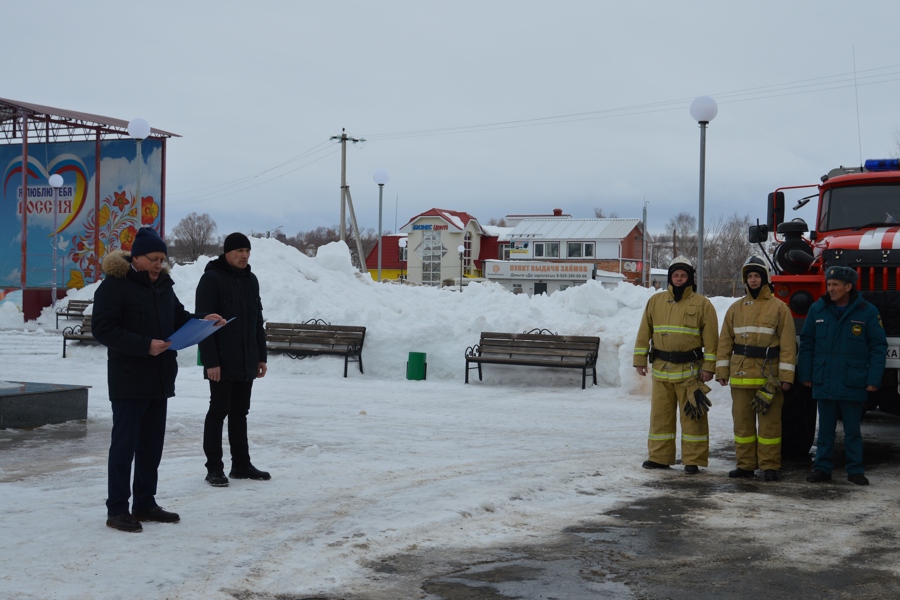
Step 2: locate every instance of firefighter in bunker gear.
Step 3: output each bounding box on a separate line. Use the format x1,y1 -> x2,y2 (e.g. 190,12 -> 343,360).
634,256 -> 718,474
716,256 -> 796,481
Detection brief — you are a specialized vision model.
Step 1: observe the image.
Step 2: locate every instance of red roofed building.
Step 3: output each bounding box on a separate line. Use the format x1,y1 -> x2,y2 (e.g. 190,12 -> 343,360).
365,207 -> 647,294
366,208 -> 496,286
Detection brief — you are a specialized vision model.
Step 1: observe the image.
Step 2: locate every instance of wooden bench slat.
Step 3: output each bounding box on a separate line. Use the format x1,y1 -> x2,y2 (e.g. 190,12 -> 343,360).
62,315 -> 98,357
480,341 -> 598,353
466,330 -> 600,389
55,299 -> 93,328
264,321 -> 366,378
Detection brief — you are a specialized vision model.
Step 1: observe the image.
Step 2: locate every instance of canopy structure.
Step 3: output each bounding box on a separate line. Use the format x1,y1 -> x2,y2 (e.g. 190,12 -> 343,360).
0,98 -> 179,143
0,98 -> 180,320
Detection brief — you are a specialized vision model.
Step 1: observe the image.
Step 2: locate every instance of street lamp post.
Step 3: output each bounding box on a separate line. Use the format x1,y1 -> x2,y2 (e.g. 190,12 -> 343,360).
690,96 -> 717,296
373,169 -> 390,282
48,173 -> 63,308
127,118 -> 151,215
457,244 -> 465,292
398,238 -> 407,281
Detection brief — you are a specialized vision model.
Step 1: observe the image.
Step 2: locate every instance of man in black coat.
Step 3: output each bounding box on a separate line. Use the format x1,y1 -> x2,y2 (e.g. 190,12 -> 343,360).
196,232 -> 269,487
92,227 -> 223,532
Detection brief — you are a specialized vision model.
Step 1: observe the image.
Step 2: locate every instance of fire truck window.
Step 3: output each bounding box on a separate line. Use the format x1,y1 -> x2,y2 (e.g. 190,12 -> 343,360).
821,185 -> 900,231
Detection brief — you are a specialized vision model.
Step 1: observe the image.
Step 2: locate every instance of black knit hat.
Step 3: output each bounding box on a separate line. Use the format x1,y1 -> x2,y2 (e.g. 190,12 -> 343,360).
131,227 -> 167,257
224,232 -> 252,253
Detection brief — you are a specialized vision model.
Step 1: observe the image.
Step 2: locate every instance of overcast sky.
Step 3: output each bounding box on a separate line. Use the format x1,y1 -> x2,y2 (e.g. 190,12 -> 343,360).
5,1 -> 900,240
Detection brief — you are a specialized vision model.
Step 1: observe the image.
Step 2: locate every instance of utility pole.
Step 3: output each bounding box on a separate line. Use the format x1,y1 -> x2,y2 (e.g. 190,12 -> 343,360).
642,200 -> 648,287
329,129 -> 367,271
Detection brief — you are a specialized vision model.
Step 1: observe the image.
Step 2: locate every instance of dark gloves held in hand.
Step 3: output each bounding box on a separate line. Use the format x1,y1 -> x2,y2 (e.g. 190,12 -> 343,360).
684,383 -> 713,421
752,384 -> 776,415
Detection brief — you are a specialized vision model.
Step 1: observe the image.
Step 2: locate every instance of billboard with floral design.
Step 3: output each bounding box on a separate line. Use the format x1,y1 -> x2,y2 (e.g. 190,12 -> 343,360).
0,138 -> 163,289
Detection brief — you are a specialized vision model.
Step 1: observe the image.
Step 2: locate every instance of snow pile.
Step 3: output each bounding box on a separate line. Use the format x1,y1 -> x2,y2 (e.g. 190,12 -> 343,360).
34,238 -> 681,387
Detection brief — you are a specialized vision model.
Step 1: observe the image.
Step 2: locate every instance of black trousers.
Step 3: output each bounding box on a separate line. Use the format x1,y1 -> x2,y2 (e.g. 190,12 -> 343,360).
203,379 -> 253,472
107,396 -> 167,516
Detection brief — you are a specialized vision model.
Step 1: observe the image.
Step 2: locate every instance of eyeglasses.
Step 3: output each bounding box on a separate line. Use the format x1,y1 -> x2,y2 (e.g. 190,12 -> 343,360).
140,256 -> 166,266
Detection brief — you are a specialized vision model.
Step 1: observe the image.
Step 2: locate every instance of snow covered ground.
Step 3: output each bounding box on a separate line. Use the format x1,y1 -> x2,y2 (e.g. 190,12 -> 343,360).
1,239 -> 898,599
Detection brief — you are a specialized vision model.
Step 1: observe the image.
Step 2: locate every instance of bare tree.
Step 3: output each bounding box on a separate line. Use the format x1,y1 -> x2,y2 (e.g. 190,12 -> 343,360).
702,213 -> 755,297
651,212 -> 753,296
170,212 -> 217,263
594,208 -> 619,218
892,125 -> 900,158
656,212 -> 698,267
487,217 -> 507,226
279,222 -> 380,267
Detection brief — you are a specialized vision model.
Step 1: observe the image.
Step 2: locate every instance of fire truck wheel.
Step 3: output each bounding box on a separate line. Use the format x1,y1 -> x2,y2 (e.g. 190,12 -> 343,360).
781,384 -> 817,459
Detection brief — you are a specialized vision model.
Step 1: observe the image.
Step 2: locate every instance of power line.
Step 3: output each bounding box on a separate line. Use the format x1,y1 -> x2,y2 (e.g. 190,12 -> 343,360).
166,64 -> 900,202
168,146 -> 339,206
360,64 -> 900,141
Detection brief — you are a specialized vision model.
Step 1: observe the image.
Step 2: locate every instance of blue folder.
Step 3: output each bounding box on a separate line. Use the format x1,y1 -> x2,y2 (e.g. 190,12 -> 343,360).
166,318 -> 234,351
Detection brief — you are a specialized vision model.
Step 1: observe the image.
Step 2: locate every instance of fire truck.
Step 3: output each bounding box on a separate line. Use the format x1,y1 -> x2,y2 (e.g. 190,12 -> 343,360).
749,158 -> 900,458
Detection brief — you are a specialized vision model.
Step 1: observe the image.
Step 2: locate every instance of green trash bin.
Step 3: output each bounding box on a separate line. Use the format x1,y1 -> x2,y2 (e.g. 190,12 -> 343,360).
407,352 -> 427,381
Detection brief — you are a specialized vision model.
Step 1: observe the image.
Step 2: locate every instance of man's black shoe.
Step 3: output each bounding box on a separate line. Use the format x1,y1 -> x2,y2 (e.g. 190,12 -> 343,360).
764,470 -> 779,482
133,506 -> 180,523
848,473 -> 870,486
806,470 -> 832,483
229,465 -> 271,480
641,460 -> 671,470
106,512 -> 142,533
206,471 -> 229,487
684,465 -> 699,475
729,468 -> 756,479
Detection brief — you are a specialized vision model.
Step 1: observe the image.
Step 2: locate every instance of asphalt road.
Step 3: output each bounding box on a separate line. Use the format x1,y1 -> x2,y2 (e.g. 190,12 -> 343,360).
253,410 -> 900,600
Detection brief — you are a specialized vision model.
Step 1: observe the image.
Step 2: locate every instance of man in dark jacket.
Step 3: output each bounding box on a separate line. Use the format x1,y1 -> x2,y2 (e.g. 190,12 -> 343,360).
196,232 -> 269,487
93,227 -> 223,532
798,265 -> 886,486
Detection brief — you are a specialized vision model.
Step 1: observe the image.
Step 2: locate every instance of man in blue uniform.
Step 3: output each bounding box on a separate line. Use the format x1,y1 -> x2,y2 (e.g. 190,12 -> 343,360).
798,266 -> 886,486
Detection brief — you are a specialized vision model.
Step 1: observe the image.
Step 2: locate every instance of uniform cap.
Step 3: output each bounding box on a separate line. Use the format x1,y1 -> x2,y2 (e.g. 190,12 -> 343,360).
825,265 -> 858,285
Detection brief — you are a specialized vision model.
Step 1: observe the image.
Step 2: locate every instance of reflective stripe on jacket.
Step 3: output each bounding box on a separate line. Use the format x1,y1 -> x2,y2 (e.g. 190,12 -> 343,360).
715,286 -> 796,388
633,285 -> 718,382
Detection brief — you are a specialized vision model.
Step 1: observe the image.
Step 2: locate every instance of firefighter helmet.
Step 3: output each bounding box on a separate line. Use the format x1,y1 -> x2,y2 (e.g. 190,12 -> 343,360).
741,255 -> 771,284
667,256 -> 697,291
668,255 -> 695,275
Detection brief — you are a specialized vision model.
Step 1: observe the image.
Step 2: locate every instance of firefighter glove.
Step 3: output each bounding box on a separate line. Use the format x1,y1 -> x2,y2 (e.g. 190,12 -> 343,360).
684,383 -> 713,421
752,384 -> 776,415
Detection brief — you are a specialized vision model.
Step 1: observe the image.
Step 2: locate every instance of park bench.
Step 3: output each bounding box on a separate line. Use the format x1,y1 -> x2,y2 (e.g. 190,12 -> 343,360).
55,299 -> 92,328
265,319 -> 366,378
62,315 -> 98,358
465,329 -> 600,389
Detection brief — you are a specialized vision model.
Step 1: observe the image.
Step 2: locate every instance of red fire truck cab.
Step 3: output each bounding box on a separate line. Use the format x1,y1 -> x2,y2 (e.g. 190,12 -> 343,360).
749,158 -> 900,457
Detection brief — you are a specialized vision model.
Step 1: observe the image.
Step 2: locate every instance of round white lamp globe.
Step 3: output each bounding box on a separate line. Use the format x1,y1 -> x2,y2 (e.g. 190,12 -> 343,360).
373,169 -> 390,186
127,118 -> 151,140
690,96 -> 718,123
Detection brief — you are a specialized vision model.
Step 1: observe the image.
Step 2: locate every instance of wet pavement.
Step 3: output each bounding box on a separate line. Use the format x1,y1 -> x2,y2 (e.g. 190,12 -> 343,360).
248,411 -> 900,600
6,409 -> 900,600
